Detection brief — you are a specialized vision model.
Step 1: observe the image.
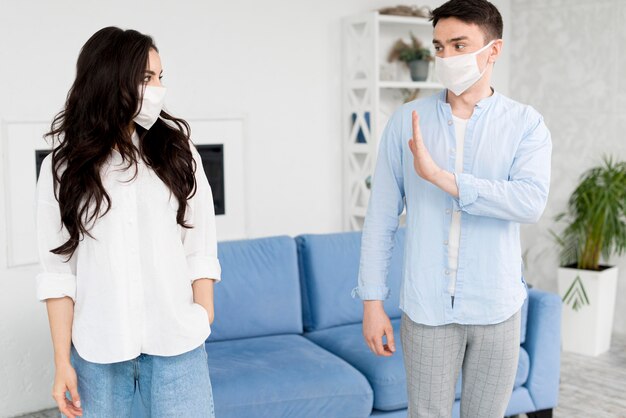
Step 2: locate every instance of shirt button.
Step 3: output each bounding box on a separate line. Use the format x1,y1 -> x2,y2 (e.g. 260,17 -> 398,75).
445,270 -> 450,275
444,240 -> 449,245
448,120 -> 453,126
445,209 -> 451,215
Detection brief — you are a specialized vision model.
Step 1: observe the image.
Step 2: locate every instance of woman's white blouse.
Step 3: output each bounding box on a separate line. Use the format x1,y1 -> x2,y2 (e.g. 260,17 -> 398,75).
36,132 -> 221,364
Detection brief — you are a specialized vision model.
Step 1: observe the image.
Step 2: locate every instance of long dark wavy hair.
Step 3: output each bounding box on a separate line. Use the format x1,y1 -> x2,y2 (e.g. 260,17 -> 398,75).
46,27 -> 197,259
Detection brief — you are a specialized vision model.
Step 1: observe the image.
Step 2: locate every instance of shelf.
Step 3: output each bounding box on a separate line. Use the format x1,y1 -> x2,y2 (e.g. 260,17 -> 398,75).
379,81 -> 443,89
377,13 -> 432,27
344,11 -> 438,230
346,80 -> 370,89
346,143 -> 372,153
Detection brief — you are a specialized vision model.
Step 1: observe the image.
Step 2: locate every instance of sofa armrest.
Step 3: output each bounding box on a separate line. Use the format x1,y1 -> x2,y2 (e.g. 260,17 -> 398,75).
522,288 -> 562,411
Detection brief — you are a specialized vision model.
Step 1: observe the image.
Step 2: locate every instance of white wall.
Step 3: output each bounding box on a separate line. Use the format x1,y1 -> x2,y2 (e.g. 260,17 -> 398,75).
200,0 -> 510,239
0,0 -> 510,415
509,0 -> 626,336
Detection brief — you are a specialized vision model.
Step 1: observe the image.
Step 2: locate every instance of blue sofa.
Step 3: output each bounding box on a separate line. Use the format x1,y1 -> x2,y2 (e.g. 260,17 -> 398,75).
133,229 -> 561,417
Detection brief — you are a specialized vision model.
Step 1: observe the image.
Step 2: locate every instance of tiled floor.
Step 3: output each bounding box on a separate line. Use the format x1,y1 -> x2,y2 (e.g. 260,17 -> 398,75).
552,333 -> 626,418
17,334 -> 626,418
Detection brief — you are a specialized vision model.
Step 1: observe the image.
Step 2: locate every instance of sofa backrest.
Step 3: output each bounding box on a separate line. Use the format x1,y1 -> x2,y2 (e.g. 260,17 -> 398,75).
296,228 -> 406,332
208,236 -> 303,342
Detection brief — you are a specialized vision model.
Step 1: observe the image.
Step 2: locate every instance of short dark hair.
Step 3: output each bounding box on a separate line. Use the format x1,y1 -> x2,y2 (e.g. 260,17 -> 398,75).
430,0 -> 503,43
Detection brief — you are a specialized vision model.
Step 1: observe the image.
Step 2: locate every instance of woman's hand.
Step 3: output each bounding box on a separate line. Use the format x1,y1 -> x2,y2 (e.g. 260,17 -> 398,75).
196,302 -> 215,324
45,297 -> 81,416
52,361 -> 83,417
192,278 -> 216,324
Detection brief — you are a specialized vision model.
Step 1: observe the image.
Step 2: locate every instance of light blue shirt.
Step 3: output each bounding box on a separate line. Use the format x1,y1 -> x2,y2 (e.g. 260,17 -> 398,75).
352,89 -> 552,326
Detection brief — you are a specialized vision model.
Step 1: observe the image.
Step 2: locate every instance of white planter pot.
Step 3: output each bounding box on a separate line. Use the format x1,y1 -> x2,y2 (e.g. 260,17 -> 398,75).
557,266 -> 618,356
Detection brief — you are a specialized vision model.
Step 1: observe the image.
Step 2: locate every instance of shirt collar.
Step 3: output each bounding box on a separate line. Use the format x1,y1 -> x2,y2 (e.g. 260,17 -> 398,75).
437,87 -> 499,110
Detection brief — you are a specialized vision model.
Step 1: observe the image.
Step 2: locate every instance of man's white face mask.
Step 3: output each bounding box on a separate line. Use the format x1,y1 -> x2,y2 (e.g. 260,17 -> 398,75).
134,85 -> 167,130
435,40 -> 495,96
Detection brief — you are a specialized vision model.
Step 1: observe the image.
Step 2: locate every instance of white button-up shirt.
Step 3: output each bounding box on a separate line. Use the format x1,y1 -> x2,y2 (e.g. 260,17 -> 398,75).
36,132 -> 221,364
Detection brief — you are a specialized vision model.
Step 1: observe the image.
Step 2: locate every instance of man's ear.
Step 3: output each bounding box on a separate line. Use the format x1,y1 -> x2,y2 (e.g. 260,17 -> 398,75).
489,39 -> 504,64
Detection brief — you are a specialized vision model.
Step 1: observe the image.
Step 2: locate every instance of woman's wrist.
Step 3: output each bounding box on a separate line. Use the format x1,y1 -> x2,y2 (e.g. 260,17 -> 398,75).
54,353 -> 71,367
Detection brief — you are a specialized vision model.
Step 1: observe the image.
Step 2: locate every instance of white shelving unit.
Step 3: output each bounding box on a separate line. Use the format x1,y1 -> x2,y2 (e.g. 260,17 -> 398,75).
342,11 -> 443,230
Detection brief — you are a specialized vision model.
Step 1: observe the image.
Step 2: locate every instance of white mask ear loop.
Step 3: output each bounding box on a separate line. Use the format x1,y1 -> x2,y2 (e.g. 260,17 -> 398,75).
478,40 -> 496,76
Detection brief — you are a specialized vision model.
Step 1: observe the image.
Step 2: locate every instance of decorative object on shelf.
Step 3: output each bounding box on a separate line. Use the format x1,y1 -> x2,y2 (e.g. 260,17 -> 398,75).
400,88 -> 420,103
551,156 -> 626,356
388,33 -> 433,82
378,5 -> 431,18
350,112 -> 371,144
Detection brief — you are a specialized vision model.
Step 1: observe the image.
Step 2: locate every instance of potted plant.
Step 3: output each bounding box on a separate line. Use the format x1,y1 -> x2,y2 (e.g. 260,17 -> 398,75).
388,32 -> 433,82
552,156 -> 626,356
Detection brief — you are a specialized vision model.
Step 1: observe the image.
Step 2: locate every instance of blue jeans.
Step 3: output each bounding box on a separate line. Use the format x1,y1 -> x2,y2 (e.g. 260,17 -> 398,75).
64,343 -> 214,418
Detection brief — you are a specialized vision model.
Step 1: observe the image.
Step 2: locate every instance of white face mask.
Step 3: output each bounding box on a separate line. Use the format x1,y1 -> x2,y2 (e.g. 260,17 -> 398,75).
435,40 -> 494,96
134,85 -> 167,130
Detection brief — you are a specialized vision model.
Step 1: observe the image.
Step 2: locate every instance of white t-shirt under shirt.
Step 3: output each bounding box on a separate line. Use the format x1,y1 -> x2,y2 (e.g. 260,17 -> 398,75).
36,131 -> 221,364
448,115 -> 469,296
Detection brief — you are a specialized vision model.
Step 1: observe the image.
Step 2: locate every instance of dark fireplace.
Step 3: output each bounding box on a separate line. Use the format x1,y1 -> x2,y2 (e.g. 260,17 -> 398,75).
196,144 -> 225,215
35,150 -> 51,181
35,144 -> 226,216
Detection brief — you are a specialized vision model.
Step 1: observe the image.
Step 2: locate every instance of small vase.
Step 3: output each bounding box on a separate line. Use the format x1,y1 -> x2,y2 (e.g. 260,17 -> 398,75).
408,60 -> 429,82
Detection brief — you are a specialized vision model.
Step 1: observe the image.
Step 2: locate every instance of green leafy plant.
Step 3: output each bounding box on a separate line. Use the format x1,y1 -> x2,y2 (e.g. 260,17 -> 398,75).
388,32 -> 433,64
552,156 -> 626,270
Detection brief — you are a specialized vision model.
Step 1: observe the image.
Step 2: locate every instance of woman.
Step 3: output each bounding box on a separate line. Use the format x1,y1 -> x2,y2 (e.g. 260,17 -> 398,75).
36,27 -> 220,418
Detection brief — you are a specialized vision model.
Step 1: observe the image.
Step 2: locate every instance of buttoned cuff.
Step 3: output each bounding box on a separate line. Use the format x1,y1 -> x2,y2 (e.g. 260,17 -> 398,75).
188,255 -> 222,283
36,272 -> 76,302
455,172 -> 479,209
351,285 -> 390,300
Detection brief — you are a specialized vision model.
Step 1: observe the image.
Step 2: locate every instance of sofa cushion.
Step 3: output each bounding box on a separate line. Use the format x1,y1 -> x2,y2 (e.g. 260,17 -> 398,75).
305,319 -> 406,411
296,229 -> 406,332
206,334 -> 373,418
210,236 -> 302,342
306,319 -> 531,412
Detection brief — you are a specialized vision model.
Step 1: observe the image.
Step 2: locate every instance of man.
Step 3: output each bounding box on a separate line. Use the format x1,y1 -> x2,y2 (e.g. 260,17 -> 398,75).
352,0 -> 552,417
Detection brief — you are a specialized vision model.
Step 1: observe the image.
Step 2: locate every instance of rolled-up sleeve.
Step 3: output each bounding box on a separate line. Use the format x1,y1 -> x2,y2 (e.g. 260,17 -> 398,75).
36,155 -> 77,302
453,108 -> 552,224
182,144 -> 222,283
352,109 -> 405,300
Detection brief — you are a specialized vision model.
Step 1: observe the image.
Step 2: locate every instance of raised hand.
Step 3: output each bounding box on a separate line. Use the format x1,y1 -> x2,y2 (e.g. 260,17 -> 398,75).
408,110 -> 442,181
407,111 -> 460,198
